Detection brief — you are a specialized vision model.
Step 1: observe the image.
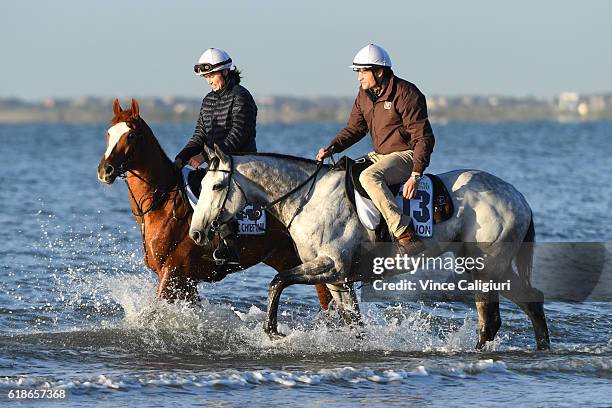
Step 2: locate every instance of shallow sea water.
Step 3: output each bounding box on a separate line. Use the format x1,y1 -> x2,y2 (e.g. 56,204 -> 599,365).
0,120 -> 611,407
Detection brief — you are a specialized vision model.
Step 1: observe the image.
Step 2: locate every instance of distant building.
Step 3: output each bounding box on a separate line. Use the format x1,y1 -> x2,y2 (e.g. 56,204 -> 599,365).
558,92 -> 580,112
588,95 -> 606,113
173,103 -> 188,114
42,98 -> 56,108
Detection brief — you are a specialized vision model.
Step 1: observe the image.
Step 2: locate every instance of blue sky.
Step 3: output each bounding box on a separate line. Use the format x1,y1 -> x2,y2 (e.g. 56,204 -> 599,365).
1,0 -> 610,99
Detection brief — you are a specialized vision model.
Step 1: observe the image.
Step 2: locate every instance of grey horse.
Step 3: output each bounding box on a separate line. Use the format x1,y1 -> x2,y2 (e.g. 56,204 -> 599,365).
189,145 -> 550,350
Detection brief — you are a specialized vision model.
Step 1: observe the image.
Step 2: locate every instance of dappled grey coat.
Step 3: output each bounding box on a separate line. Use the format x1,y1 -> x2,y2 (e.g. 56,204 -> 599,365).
176,76 -> 257,163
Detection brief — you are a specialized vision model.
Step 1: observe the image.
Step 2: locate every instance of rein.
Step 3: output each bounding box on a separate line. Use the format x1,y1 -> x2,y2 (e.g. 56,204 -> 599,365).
261,160 -> 324,214
123,171 -> 183,217
122,168 -> 188,265
115,122 -> 189,263
210,156 -> 324,234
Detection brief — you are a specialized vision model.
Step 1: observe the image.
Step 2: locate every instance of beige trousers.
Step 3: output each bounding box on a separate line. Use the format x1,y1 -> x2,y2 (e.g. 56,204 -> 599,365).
358,150 -> 414,237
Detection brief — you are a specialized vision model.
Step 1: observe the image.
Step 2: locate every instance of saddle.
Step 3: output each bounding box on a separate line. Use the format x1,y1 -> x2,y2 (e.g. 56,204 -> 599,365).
336,156 -> 454,241
183,165 -> 207,207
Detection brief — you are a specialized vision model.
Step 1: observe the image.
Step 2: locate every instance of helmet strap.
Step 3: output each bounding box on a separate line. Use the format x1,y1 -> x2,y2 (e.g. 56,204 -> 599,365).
371,67 -> 385,95
373,68 -> 381,88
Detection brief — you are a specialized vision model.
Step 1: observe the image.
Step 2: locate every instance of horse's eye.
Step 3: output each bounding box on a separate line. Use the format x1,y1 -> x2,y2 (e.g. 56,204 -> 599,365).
212,183 -> 225,191
127,132 -> 136,143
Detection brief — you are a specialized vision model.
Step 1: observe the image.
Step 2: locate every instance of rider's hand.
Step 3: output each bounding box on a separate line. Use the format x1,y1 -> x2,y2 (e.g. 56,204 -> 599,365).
403,177 -> 419,200
173,158 -> 184,170
188,153 -> 206,168
316,148 -> 330,161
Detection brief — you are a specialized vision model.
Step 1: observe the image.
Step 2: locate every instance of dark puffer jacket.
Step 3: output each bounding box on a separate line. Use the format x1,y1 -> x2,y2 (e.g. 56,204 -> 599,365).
176,76 -> 257,163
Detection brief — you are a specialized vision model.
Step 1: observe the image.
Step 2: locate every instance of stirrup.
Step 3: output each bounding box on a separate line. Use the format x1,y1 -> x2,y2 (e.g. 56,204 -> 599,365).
212,245 -> 240,266
212,248 -> 227,266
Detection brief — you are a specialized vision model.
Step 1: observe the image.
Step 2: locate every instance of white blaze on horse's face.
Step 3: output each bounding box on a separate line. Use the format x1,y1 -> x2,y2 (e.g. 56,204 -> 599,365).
104,122 -> 131,159
191,159 -> 246,237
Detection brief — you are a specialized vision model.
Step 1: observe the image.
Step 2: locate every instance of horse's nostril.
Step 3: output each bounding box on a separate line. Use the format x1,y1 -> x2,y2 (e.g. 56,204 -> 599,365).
191,230 -> 201,244
105,164 -> 114,175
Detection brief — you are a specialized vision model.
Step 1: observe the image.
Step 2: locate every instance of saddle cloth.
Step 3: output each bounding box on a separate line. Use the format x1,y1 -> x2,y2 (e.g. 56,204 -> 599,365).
342,156 -> 454,239
181,165 -> 266,235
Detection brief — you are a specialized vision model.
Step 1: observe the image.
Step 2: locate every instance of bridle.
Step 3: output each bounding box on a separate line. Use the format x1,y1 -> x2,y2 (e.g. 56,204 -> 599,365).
110,119 -> 188,263
115,124 -> 141,177
206,154 -> 324,243
205,155 -> 242,248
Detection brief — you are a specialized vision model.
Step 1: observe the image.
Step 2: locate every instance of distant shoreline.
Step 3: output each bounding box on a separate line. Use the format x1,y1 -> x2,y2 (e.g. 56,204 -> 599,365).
1,93 -> 611,124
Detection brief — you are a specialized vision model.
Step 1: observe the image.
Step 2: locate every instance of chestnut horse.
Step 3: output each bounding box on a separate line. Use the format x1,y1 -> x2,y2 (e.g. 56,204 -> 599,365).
96,98 -> 332,307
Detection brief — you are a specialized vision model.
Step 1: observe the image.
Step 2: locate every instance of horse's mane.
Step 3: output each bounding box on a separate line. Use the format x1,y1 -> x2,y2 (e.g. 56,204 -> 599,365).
139,119 -> 173,166
111,111 -> 173,168
233,152 -> 330,168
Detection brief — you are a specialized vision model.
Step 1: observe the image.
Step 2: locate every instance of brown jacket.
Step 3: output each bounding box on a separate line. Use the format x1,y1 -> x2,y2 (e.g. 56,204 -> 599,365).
329,74 -> 435,173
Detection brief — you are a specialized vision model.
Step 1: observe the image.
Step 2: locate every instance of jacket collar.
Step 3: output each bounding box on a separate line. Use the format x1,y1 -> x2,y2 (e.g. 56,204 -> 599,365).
215,75 -> 236,96
362,74 -> 396,103
377,75 -> 396,102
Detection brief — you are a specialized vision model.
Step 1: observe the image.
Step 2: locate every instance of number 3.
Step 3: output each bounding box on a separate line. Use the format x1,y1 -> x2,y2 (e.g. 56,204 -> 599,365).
412,190 -> 430,223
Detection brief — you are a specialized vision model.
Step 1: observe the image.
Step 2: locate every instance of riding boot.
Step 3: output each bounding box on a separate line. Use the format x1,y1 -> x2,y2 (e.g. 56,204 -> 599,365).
213,222 -> 240,265
223,237 -> 240,264
395,223 -> 425,256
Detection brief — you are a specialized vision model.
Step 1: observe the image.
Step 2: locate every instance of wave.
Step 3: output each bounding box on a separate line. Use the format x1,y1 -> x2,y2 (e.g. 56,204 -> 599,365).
0,361 -> 514,392
10,357 -> 607,394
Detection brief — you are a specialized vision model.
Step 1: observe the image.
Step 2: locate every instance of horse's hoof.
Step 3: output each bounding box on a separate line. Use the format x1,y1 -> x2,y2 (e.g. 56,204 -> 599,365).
536,341 -> 551,351
266,330 -> 287,340
354,329 -> 367,340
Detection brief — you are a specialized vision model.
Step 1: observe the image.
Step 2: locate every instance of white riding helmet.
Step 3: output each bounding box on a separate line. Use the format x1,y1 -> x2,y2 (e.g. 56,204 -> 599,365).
194,48 -> 233,76
349,44 -> 392,71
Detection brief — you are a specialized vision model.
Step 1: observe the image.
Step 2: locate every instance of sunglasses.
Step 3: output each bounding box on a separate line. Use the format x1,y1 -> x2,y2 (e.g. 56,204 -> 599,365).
194,63 -> 213,74
193,58 -> 232,75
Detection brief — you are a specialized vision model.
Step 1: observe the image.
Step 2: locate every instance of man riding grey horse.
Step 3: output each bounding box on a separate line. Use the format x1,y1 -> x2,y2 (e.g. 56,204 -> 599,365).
316,43 -> 435,255
190,44 -> 550,349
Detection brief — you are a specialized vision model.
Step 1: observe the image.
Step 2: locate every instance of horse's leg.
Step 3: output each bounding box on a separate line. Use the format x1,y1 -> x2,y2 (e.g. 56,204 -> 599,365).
325,283 -> 362,326
265,256 -> 346,338
500,267 -> 550,350
315,285 -> 334,310
517,300 -> 550,351
262,243 -> 334,311
460,248 -> 502,350
157,264 -> 199,304
156,267 -> 172,300
474,290 -> 501,350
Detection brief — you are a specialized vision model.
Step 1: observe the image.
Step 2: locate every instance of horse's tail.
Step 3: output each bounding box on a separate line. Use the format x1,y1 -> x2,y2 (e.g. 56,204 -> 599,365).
516,213 -> 535,285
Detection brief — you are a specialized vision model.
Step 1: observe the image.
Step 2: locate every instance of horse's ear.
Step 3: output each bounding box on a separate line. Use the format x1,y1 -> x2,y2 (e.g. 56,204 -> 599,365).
113,98 -> 122,115
209,157 -> 220,170
202,143 -> 215,162
130,99 -> 140,120
214,143 -> 230,166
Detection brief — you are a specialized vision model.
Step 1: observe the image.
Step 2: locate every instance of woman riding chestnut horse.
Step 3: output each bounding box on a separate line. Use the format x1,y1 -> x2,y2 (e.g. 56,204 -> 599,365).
96,98 -> 333,308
